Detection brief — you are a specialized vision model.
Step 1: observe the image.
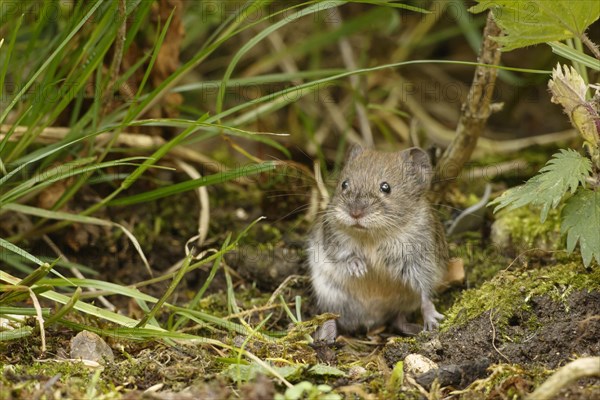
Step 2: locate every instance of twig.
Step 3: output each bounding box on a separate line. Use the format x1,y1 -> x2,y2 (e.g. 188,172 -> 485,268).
266,274 -> 305,306
175,160 -> 210,247
0,124 -> 226,173
404,375 -> 432,399
503,249 -> 565,272
432,12 -> 502,200
224,303 -> 283,320
489,310 -> 510,363
28,288 -> 46,353
314,160 -> 330,208
32,373 -> 61,400
526,357 -> 600,400
387,77 -> 578,153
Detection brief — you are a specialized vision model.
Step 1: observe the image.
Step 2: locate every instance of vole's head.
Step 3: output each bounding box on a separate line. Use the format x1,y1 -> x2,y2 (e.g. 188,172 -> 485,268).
330,146 -> 432,232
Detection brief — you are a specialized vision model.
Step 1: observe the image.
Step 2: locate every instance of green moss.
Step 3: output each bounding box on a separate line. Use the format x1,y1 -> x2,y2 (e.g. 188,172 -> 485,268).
443,261 -> 600,331
492,206 -> 563,251
1,361 -> 116,399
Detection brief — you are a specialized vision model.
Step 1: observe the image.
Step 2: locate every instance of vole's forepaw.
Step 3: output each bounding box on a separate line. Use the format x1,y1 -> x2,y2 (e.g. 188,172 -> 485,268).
347,256 -> 367,277
422,309 -> 444,331
421,296 -> 444,331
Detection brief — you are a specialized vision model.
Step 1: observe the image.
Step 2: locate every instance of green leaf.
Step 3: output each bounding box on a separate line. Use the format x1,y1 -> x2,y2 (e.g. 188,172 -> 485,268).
221,363 -> 303,383
561,189 -> 600,266
308,364 -> 347,377
470,1 -> 600,51
491,149 -> 592,222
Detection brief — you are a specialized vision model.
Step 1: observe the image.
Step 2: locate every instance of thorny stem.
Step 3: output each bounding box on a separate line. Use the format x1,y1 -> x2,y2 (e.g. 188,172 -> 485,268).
580,33 -> 600,60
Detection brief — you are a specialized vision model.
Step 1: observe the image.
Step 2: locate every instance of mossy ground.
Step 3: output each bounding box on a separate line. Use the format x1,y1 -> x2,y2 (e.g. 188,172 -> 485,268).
2,177 -> 599,399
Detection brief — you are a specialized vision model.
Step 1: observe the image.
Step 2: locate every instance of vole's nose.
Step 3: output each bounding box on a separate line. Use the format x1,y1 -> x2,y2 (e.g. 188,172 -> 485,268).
350,211 -> 363,219
349,207 -> 365,219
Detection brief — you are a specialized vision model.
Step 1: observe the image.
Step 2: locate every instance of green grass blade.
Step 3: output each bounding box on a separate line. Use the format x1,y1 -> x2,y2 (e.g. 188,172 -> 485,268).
1,158 -> 148,206
3,203 -> 152,274
0,327 -> 33,341
0,239 -> 45,267
215,1 -> 346,117
0,0 -> 104,126
548,41 -> 600,71
39,278 -> 156,303
0,133 -> 100,187
0,307 -> 51,317
211,59 -> 551,126
108,161 -> 277,206
45,287 -> 82,326
0,14 -> 22,109
133,9 -> 175,105
172,235 -> 230,331
136,252 -> 194,328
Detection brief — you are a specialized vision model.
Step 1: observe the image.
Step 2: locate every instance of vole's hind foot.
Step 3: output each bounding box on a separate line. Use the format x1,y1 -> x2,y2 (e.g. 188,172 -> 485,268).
392,315 -> 422,336
395,322 -> 423,336
314,319 -> 337,344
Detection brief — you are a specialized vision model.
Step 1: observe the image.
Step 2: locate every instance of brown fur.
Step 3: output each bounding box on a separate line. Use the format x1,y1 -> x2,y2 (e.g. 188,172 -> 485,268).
307,147 -> 448,340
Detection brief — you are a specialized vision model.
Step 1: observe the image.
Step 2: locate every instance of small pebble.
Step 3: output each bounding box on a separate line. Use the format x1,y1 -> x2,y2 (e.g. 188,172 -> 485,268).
422,338 -> 442,353
70,330 -> 114,365
403,354 -> 437,376
348,365 -> 367,379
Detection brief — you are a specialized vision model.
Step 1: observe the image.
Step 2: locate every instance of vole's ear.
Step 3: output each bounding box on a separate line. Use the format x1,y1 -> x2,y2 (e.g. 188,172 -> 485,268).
403,147 -> 432,169
400,147 -> 433,187
346,145 -> 364,162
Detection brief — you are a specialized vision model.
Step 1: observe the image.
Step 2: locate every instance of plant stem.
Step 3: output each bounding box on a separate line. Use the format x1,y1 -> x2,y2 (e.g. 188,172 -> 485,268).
431,12 -> 502,201
580,33 -> 600,60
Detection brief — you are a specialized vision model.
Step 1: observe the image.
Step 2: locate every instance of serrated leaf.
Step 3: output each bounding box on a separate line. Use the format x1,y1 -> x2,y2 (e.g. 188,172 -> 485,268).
470,1 -> 600,51
491,149 -> 592,222
221,363 -> 303,383
308,364 -> 347,377
561,189 -> 600,266
548,64 -> 600,147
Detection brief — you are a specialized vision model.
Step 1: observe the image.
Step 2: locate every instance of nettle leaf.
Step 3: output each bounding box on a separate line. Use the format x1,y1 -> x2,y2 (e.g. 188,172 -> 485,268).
308,364 -> 347,377
492,149 -> 592,222
549,64 -> 600,148
561,189 -> 600,266
222,363 -> 303,383
470,1 -> 600,51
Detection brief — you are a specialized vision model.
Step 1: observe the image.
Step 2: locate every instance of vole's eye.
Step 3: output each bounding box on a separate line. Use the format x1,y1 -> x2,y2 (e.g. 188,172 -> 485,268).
341,180 -> 349,190
380,182 -> 391,194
